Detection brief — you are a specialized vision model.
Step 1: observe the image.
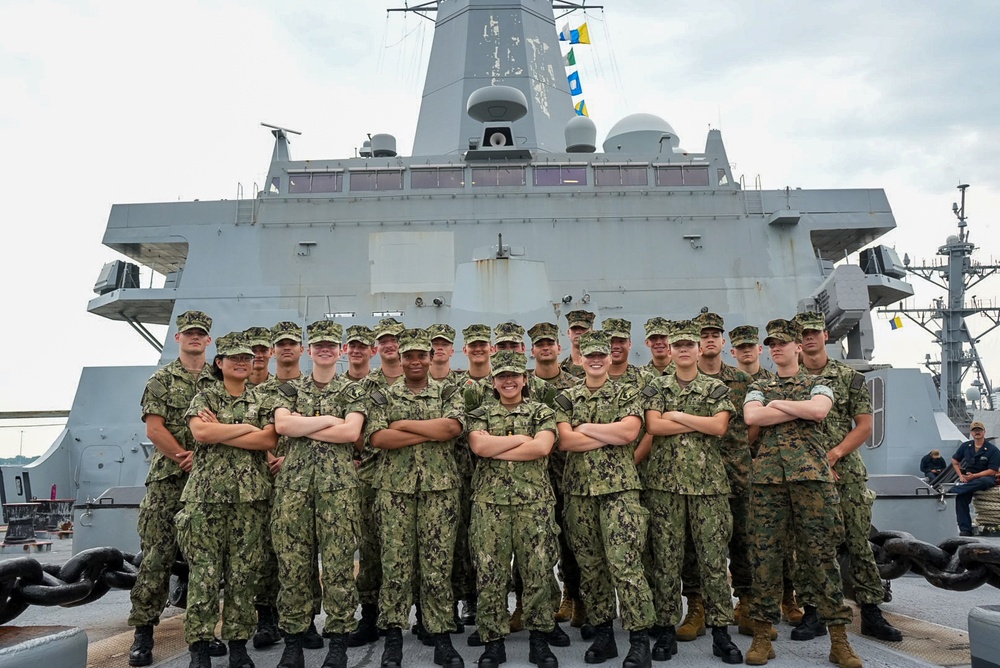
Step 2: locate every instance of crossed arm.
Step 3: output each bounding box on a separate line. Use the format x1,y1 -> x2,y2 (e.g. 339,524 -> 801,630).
644,410 -> 730,437
744,394 -> 832,426
557,416 -> 641,452
189,411 -> 277,451
274,409 -> 364,445
469,430 -> 556,461
371,417 -> 463,450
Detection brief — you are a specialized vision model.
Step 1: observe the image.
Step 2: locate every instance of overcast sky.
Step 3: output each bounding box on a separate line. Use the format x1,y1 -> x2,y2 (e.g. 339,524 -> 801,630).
2,0 -> 999,457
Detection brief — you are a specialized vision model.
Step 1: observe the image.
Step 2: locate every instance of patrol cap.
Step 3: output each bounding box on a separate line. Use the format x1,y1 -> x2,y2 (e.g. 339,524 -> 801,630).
763,319 -> 802,345
793,311 -> 827,332
243,326 -> 272,349
694,312 -> 725,332
345,325 -> 375,346
579,330 -> 611,356
307,320 -> 343,345
462,324 -> 492,344
494,322 -> 526,344
644,317 -> 673,338
728,325 -> 760,347
398,328 -> 432,353
491,351 -> 527,375
374,317 -> 405,340
970,421 -> 986,431
528,322 -> 560,344
566,310 -> 596,329
602,318 -> 632,340
669,320 -> 701,344
271,321 -> 304,345
176,310 -> 212,334
215,332 -> 252,356
427,324 -> 456,343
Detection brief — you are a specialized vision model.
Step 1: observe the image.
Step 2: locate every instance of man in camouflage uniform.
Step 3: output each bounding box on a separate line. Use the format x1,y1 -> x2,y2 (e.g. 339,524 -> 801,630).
641,317 -> 674,381
245,326 -> 273,387
128,310 -> 217,668
743,319 -> 861,668
344,324 -> 377,383
371,317 -> 406,386
462,323 -> 494,382
430,324 -> 465,385
791,311 -> 902,643
603,317 -> 644,386
368,328 -> 466,668
560,309 -> 595,377
555,330 -> 655,668
642,320 -> 741,663
270,320 -> 369,668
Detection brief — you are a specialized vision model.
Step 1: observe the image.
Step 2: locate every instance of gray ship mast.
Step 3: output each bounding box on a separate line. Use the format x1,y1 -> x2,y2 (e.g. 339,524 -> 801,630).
885,184 -> 1000,424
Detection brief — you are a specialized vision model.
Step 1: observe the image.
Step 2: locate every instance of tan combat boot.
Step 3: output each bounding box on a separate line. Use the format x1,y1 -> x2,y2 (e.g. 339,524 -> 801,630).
554,590 -> 574,623
676,595 -> 706,641
737,597 -> 777,639
781,589 -> 804,624
509,592 -> 524,633
828,624 -> 863,668
571,598 -> 587,628
745,619 -> 776,666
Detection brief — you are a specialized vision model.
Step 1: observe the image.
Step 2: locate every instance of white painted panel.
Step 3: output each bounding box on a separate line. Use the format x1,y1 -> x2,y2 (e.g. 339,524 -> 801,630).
369,231 -> 455,293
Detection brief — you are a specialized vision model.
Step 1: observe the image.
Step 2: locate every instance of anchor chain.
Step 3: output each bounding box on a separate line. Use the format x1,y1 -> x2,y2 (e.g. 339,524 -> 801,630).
871,531 -> 1000,591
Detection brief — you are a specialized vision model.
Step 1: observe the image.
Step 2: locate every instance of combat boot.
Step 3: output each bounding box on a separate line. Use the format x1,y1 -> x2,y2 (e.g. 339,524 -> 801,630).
780,589 -> 804,624
828,624 -> 863,668
860,604 -> 902,642
252,605 -> 281,649
433,632 -> 465,667
547,623 -> 571,647
555,590 -> 575,623
228,639 -> 254,668
571,598 -> 588,628
744,620 -> 776,666
651,625 -> 677,661
510,592 -> 525,633
188,640 -> 212,668
128,625 -> 154,667
381,627 -> 403,668
711,627 -> 743,665
736,598 -> 776,639
348,603 -> 380,647
529,629 -> 559,668
277,633 -> 305,668
303,618 -> 325,649
209,637 -> 228,656
467,627 -> 485,647
453,600 -> 466,633
321,632 -> 348,668
676,595 -> 706,641
478,638 -> 507,668
622,629 -> 651,668
460,594 -> 478,625
790,605 -> 826,641
583,620 -> 618,664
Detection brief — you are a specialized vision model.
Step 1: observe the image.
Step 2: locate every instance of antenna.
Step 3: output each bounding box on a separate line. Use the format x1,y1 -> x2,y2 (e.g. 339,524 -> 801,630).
260,122 -> 302,137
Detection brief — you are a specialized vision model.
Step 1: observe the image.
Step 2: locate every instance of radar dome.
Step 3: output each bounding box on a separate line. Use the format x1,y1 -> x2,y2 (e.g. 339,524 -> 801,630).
467,86 -> 528,123
603,112 -> 680,155
565,116 -> 597,153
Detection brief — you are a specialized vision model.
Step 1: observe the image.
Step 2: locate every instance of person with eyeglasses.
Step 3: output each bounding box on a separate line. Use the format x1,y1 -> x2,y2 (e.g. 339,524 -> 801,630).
950,420 -> 1000,536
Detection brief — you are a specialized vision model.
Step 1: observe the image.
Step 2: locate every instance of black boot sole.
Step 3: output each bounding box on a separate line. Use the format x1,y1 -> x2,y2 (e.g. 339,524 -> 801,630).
651,640 -> 677,661
127,652 -> 152,667
713,644 -> 744,664
584,648 -> 619,664
861,626 -> 903,642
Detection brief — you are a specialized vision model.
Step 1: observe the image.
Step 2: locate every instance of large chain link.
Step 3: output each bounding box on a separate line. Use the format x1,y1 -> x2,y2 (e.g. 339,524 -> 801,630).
871,531 -> 1000,591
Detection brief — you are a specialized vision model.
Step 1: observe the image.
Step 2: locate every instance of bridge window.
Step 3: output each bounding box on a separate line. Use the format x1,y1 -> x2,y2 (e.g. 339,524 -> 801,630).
288,172 -> 343,194
411,167 -> 466,189
471,166 -> 526,187
866,376 -> 885,449
533,165 -> 587,186
350,170 -> 404,191
594,165 -> 649,187
655,165 -> 710,187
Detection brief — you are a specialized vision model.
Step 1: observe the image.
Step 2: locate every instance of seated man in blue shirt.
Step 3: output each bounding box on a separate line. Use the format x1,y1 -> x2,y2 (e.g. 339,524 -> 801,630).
920,449 -> 947,481
950,421 -> 1000,536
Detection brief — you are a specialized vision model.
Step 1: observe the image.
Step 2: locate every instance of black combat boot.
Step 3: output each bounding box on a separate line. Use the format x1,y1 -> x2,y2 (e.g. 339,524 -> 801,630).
710,627 -> 743,665
460,594 -> 478,625
188,640 -> 212,668
790,605 -> 826,641
529,629 -> 559,668
547,622 -> 572,647
348,603 -> 380,647
467,627 -> 485,646
252,605 -> 281,649
583,620 -> 618,664
381,627 -> 403,668
651,625 -> 677,661
128,625 -> 154,667
860,604 -> 903,642
321,632 -> 349,668
453,600 -> 466,633
208,637 -> 228,656
647,624 -> 664,639
433,632 -> 465,667
477,638 -> 507,668
302,618 -> 325,649
228,639 -> 254,668
622,629 -> 651,668
277,633 -> 305,668
580,621 -> 597,640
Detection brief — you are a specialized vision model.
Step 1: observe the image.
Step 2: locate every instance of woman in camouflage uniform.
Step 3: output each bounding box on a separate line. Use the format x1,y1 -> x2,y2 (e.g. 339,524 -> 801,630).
178,332 -> 277,668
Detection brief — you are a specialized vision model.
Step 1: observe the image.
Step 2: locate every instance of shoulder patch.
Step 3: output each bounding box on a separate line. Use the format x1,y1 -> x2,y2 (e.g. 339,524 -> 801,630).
442,385 -> 459,401
145,377 -> 168,399
468,406 -> 487,419
850,371 -> 866,391
277,382 -> 297,397
370,389 -> 388,406
641,384 -> 659,399
554,393 -> 573,412
709,384 -> 730,400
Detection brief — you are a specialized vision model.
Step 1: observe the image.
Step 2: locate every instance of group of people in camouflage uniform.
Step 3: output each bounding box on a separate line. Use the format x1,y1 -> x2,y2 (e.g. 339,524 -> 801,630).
125,306 -> 904,668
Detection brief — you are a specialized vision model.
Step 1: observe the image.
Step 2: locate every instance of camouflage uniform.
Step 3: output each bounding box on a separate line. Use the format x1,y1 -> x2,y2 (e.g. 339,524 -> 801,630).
559,309 -> 595,378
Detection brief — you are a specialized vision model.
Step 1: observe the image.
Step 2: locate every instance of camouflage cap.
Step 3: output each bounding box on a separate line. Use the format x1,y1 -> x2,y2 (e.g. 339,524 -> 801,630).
427,324 -> 456,343
398,328 -> 432,353
528,322 -> 560,344
462,323 -> 492,344
763,319 -> 802,345
669,320 -> 701,344
728,325 -> 760,347
215,332 -> 252,356
307,320 -> 343,345
793,311 -> 827,332
565,309 -> 596,328
374,317 -> 405,340
491,351 -> 528,375
579,330 -> 611,356
602,317 -> 632,340
345,325 -> 375,346
243,326 -> 272,349
271,321 -> 304,345
694,312 -> 725,332
494,322 -> 526,344
176,310 -> 212,333
644,317 -> 673,338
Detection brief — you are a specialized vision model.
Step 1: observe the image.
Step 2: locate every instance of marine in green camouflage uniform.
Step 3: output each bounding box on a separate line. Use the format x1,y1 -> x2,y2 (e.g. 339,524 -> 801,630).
559,309 -> 595,378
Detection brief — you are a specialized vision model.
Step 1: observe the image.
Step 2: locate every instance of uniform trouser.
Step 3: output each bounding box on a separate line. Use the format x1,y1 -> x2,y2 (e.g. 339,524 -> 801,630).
680,490 -> 751,601
451,458 -> 476,602
952,477 -> 998,533
377,487 -> 459,633
128,475 -> 187,627
256,489 -> 320,613
564,490 -> 655,631
273,486 -> 360,635
748,481 -> 851,626
471,500 -> 559,642
356,480 -> 383,606
512,468 -> 579,604
646,490 -> 734,627
176,500 -> 267,644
